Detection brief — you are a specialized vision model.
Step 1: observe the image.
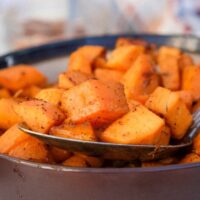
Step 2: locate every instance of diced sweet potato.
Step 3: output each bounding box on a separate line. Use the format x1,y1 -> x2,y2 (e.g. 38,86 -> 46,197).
67,45 -> 105,74
157,126 -> 171,145
50,122 -> 96,141
58,71 -> 93,89
63,154 -> 102,168
14,99 -> 65,133
0,98 -> 21,130
121,54 -> 159,103
0,124 -> 30,154
36,88 -> 64,106
0,65 -> 47,91
8,136 -> 49,162
158,46 -> 181,90
180,153 -> 200,164
16,85 -> 41,98
182,65 -> 200,101
50,147 -> 71,163
100,104 -> 165,145
175,90 -> 193,110
179,53 -> 193,69
61,80 -> 129,127
94,68 -> 123,83
93,57 -> 107,68
192,100 -> 200,113
0,89 -> 11,98
106,45 -> 144,71
146,87 -> 192,139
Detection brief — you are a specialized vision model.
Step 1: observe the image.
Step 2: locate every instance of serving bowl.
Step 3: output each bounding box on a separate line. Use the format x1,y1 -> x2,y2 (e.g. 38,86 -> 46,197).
1,34 -> 200,200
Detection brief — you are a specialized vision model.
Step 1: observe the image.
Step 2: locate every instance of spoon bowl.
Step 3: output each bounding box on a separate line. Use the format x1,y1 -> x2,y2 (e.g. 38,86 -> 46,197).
18,110 -> 200,161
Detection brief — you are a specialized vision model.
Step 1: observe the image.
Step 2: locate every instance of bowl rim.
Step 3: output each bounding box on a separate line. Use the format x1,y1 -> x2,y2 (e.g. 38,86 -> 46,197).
0,33 -> 200,172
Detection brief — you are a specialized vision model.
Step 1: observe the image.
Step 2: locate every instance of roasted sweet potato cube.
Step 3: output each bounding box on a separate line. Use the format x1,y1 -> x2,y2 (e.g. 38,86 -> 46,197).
192,100 -> 200,113
93,57 -> 107,68
63,154 -> 102,168
67,45 -> 105,74
180,153 -> 200,164
58,71 -> 93,89
179,53 -> 193,69
50,147 -> 71,163
182,65 -> 200,101
0,98 -> 21,130
106,45 -> 144,71
14,99 -> 65,133
36,88 -> 64,106
175,90 -> 193,110
0,65 -> 47,91
100,104 -> 165,145
146,87 -> 192,139
158,46 -> 181,90
121,54 -> 159,103
17,85 -> 41,98
0,124 -> 30,154
94,68 -> 123,83
8,136 -> 49,162
157,126 -> 171,145
50,122 -> 96,141
0,89 -> 11,98
61,80 -> 129,126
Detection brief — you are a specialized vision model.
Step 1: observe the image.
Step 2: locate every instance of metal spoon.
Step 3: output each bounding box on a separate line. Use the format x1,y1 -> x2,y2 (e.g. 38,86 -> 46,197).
18,110 -> 200,161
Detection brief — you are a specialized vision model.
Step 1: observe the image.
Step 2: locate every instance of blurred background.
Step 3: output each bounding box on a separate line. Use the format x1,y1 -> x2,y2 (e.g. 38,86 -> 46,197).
0,0 -> 200,55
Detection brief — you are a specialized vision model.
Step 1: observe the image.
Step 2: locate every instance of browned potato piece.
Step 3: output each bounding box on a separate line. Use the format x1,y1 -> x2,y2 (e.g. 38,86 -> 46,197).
0,124 -> 30,154
182,65 -> 200,101
0,65 -> 46,91
180,153 -> 200,164
101,103 -> 165,145
121,54 -> 159,104
63,154 -> 102,168
50,147 -> 71,163
0,98 -> 21,130
36,88 -> 64,106
175,90 -> 193,110
157,126 -> 171,145
146,87 -> 192,139
106,45 -> 144,71
16,85 -> 41,98
94,68 -> 123,83
61,80 -> 129,127
50,122 -> 97,141
58,71 -> 93,89
9,136 -> 49,163
179,53 -> 193,69
0,89 -> 11,98
192,100 -> 200,113
14,99 -> 65,133
67,45 -> 105,74
158,46 -> 181,90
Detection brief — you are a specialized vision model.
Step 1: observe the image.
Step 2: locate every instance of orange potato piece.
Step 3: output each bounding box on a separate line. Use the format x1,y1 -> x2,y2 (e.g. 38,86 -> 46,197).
94,68 -> 123,82
36,88 -> 64,106
50,122 -> 96,141
146,87 -> 192,139
14,99 -> 65,133
0,89 -> 11,98
93,57 -> 107,68
157,126 -> 171,145
61,80 -> 129,127
9,136 -> 48,162
67,45 -> 105,74
0,98 -> 21,130
50,147 -> 71,163
182,65 -> 200,101
158,46 -> 181,90
58,71 -> 93,90
101,104 -> 165,145
0,65 -> 47,91
63,154 -> 102,168
175,90 -> 193,110
179,53 -> 193,69
121,54 -> 159,104
0,124 -> 30,154
180,153 -> 200,164
106,45 -> 144,71
192,100 -> 200,113
16,85 -> 41,98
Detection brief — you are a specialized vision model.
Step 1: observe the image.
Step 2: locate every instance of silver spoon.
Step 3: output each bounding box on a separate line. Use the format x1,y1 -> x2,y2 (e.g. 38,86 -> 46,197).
18,110 -> 200,161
